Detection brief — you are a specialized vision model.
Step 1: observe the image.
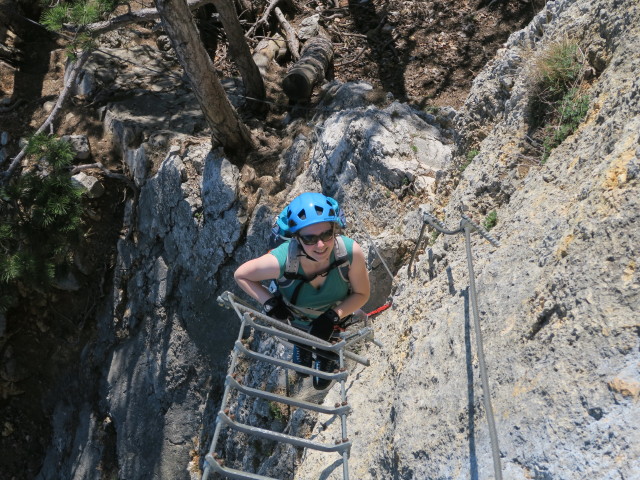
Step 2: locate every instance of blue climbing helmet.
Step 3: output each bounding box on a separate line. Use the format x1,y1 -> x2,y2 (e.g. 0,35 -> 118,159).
276,192 -> 346,235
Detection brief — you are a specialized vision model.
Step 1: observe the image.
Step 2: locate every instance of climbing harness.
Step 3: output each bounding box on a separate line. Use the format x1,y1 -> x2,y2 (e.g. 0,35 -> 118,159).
276,235 -> 351,311
410,211 -> 503,480
202,291 -> 380,480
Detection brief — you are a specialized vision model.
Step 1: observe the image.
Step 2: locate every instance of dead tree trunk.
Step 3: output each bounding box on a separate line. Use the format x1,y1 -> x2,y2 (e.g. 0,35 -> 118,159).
154,0 -> 254,163
282,36 -> 333,102
212,0 -> 265,109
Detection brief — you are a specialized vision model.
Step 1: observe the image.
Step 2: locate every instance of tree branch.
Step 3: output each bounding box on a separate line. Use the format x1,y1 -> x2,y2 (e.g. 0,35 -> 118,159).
1,50 -> 92,184
212,0 -> 266,105
63,0 -> 216,36
274,6 -> 299,60
70,162 -> 138,191
245,0 -> 281,38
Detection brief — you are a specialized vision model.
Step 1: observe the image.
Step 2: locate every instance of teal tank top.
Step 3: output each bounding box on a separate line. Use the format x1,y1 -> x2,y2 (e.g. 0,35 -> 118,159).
270,235 -> 354,323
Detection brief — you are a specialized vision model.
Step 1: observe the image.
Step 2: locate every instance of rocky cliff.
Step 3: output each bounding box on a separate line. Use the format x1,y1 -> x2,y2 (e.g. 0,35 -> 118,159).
36,0 -> 639,478
295,0 -> 640,478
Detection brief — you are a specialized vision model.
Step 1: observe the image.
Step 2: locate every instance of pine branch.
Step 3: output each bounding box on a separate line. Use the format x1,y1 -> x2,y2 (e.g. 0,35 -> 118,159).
62,0 -> 216,36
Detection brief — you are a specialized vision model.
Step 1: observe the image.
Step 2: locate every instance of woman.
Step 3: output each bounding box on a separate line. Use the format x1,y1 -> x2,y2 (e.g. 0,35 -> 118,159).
234,192 -> 370,389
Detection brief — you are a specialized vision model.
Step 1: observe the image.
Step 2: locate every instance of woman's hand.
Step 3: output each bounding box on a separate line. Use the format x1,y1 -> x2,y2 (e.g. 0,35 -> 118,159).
309,309 -> 340,340
262,296 -> 292,321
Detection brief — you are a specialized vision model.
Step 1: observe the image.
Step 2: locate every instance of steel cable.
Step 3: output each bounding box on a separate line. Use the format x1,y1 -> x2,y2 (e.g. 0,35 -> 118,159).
410,211 -> 503,480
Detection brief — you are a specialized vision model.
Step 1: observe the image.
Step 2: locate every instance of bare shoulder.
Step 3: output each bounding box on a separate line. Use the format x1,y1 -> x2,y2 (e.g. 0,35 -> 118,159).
235,252 -> 281,281
348,240 -> 368,273
350,239 -> 366,259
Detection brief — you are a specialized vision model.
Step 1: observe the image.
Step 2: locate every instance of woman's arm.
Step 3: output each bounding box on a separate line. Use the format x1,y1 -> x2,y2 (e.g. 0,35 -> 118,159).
333,241 -> 371,318
234,253 -> 282,305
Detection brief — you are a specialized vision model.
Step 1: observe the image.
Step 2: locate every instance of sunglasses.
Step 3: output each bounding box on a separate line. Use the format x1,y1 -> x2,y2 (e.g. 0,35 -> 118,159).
297,228 -> 335,246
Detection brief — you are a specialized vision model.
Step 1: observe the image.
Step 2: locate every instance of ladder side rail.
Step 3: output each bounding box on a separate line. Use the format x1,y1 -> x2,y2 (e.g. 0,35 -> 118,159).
337,348 -> 351,480
203,317 -> 251,480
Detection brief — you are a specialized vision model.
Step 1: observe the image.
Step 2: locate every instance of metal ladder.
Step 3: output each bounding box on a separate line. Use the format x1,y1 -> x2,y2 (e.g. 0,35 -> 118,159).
202,291 -> 377,480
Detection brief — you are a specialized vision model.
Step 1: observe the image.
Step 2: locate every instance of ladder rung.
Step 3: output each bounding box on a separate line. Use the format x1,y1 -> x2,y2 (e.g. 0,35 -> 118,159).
218,411 -> 352,453
226,375 -> 351,415
245,316 -> 345,352
205,455 -> 278,480
234,341 -> 348,381
247,317 -> 372,366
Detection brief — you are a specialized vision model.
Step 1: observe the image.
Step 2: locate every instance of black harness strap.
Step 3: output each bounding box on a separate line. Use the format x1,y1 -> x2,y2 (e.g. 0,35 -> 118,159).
285,258 -> 349,306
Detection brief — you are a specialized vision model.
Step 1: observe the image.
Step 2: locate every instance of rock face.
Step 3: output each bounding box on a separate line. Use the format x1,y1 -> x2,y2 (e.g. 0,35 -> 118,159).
294,0 -> 640,478
37,0 -> 639,478
39,145 -> 250,479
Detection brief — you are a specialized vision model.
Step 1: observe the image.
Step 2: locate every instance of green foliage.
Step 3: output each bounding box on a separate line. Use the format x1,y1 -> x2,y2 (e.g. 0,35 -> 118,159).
40,0 -> 112,56
0,134 -> 84,313
541,88 -> 590,162
67,33 -> 97,58
269,402 -> 286,421
530,39 -> 590,163
428,230 -> 440,246
467,149 -> 480,162
461,149 -> 480,171
41,0 -> 120,30
41,5 -> 70,31
537,41 -> 583,95
484,210 -> 498,231
25,132 -> 75,168
72,0 -> 102,25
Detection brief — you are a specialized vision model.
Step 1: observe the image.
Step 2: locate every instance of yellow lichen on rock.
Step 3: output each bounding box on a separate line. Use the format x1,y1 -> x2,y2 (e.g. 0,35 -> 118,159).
622,260 -> 636,285
602,148 -> 636,190
555,233 -> 574,259
608,376 -> 640,399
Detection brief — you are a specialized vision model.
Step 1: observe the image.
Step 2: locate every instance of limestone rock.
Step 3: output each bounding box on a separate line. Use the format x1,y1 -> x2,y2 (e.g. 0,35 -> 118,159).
294,0 -> 640,478
36,0 -> 640,478
62,134 -> 91,160
71,172 -> 104,198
